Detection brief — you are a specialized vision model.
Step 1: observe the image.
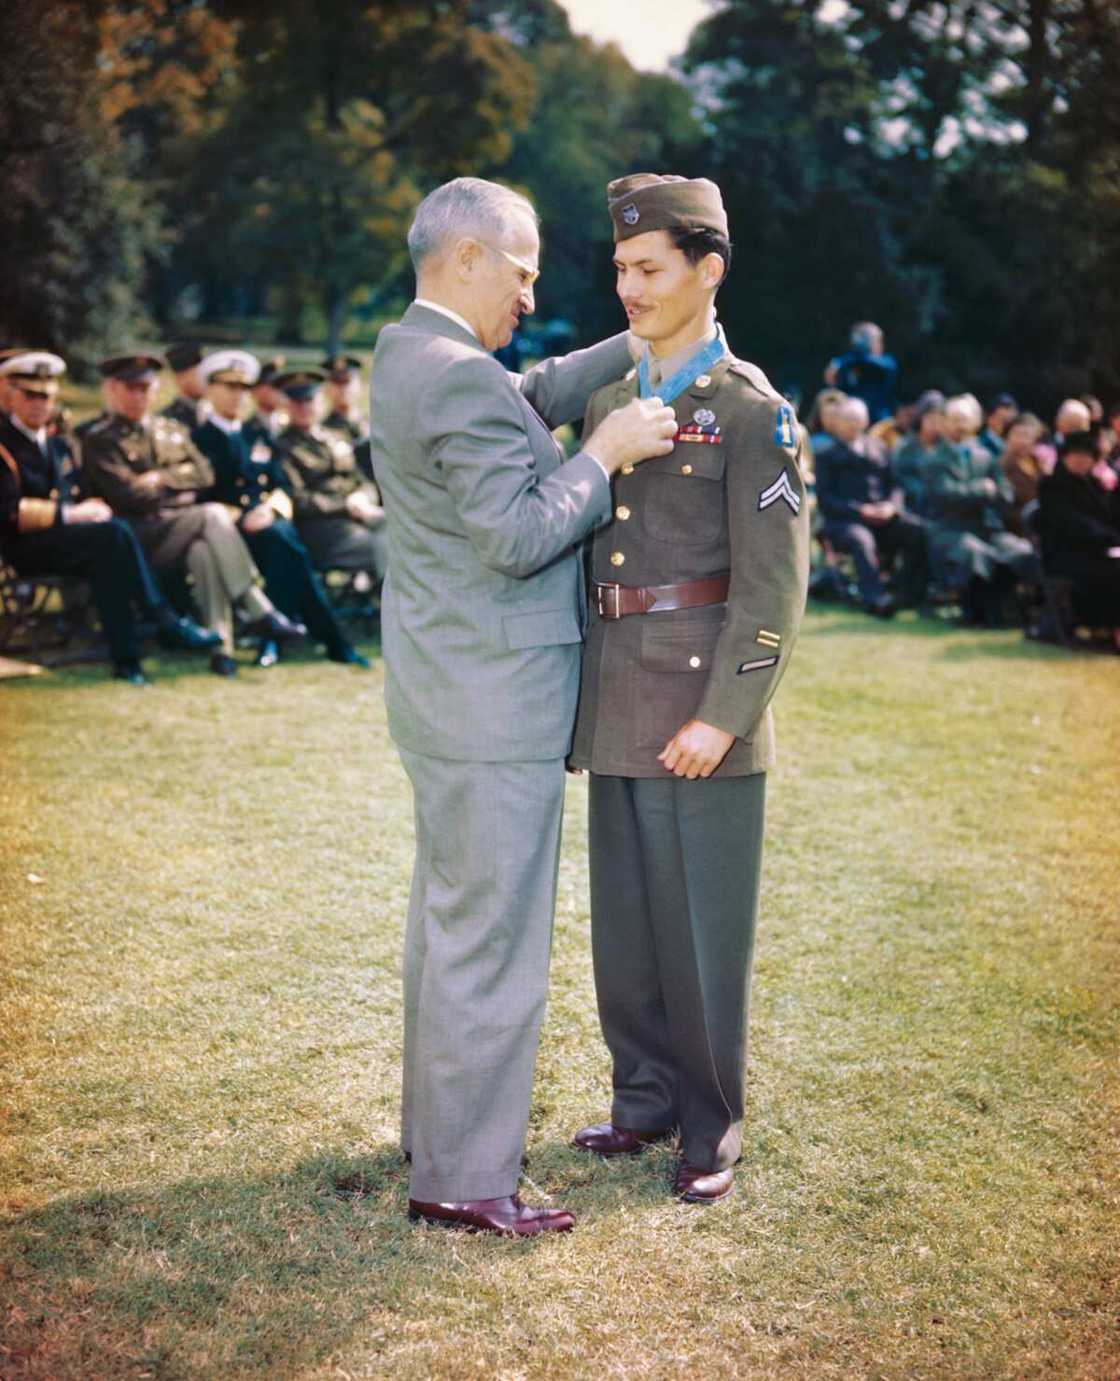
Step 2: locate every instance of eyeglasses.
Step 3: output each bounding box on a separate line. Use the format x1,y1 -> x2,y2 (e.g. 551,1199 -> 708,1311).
482,243 -> 540,289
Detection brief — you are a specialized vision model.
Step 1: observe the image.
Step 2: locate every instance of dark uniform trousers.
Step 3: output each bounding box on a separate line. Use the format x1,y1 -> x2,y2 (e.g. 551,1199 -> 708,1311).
589,772 -> 766,1170
571,353 -> 810,1176
241,520 -> 349,654
823,512 -> 929,605
8,520 -> 161,666
190,420 -> 352,655
0,420 -> 164,667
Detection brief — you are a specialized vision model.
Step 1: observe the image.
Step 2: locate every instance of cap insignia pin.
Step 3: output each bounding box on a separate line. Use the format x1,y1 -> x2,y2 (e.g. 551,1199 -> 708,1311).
693,408 -> 716,426
621,204 -> 640,226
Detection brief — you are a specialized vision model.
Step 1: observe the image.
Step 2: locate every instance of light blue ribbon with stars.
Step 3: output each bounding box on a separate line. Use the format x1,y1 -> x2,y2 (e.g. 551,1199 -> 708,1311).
637,323 -> 729,406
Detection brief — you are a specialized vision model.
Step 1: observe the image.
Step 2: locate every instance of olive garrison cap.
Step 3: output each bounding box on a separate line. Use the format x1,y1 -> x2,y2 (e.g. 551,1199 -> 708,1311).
99,352 -> 165,381
607,173 -> 728,242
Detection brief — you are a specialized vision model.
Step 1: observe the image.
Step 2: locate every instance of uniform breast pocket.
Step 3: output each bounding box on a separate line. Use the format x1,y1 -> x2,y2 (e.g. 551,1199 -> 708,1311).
635,608 -> 725,747
642,447 -> 726,545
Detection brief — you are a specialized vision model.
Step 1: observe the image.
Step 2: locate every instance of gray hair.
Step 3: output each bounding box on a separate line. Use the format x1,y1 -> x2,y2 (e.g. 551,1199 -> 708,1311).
407,177 -> 538,272
836,395 -> 869,425
945,393 -> 983,426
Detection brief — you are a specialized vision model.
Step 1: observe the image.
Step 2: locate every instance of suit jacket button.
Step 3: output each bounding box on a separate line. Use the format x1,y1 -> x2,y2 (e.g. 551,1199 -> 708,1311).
616,505 -> 631,520
689,655 -> 701,668
621,464 -> 634,475
681,464 -> 693,475
610,551 -> 625,567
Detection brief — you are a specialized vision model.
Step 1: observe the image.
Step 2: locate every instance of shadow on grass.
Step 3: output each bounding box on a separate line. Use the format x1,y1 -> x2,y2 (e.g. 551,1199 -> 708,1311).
0,1140 -> 657,1379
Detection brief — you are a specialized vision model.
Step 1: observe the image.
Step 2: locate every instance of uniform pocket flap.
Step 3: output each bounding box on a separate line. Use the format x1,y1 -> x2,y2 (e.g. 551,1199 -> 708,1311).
663,445 -> 726,481
639,616 -> 723,673
503,607 -> 582,650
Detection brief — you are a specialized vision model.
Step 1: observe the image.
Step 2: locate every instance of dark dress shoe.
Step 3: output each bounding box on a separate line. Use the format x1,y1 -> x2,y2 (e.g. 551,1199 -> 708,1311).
209,652 -> 238,677
256,638 -> 280,668
248,609 -> 307,642
113,661 -> 151,687
408,1194 -> 574,1237
673,1162 -> 734,1204
571,1122 -> 674,1156
328,644 -> 370,668
862,594 -> 897,619
155,608 -> 222,651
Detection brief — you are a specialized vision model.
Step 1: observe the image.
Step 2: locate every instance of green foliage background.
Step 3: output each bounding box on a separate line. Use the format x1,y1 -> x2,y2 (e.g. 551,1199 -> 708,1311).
1,0 -> 1118,411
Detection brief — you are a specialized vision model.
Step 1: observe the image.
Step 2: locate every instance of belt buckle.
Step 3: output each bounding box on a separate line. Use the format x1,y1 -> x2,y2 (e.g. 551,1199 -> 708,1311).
596,582 -> 621,620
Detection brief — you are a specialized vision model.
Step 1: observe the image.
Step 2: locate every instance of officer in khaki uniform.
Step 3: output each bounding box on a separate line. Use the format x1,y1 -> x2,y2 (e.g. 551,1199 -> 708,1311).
82,353 -> 305,675
161,342 -> 212,430
569,174 -> 810,1202
272,367 -> 386,579
321,354 -> 374,482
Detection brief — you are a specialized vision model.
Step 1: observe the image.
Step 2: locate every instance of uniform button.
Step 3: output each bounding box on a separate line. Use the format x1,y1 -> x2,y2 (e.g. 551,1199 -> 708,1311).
681,464 -> 693,475
695,374 -> 711,388
689,655 -> 702,668
610,551 -> 625,568
616,505 -> 631,521
621,464 -> 634,475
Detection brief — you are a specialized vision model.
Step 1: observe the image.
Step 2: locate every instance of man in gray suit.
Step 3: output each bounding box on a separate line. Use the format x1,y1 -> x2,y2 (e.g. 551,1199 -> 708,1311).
369,177 -> 676,1237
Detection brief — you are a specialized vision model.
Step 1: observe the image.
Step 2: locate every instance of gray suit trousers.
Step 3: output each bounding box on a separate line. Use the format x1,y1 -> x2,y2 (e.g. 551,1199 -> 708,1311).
397,748 -> 566,1202
589,772 -> 766,1172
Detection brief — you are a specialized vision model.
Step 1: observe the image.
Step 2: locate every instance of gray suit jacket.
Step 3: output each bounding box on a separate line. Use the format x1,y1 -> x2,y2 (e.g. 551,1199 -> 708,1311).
369,303 -> 631,761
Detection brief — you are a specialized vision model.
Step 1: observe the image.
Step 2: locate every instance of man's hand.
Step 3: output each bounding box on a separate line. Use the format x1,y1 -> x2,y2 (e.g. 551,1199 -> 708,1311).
137,471 -> 164,495
658,719 -> 736,780
859,501 -> 894,525
585,396 -> 677,476
1107,546 -> 1120,559
240,503 -> 274,534
978,477 -> 998,498
63,498 -> 113,524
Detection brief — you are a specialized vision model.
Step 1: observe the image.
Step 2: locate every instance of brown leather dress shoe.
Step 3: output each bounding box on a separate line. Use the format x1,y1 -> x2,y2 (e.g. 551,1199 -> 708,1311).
570,1122 -> 674,1156
673,1162 -> 734,1203
407,1194 -> 575,1237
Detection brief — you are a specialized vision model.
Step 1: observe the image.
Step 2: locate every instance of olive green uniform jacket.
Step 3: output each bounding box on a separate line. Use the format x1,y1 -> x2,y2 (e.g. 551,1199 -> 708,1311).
570,356 -> 810,778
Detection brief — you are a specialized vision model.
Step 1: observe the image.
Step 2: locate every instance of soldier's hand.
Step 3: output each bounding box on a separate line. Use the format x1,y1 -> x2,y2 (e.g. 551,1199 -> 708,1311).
64,498 -> 113,525
241,504 -> 274,534
137,471 -> 163,494
658,719 -> 736,780
585,396 -> 677,475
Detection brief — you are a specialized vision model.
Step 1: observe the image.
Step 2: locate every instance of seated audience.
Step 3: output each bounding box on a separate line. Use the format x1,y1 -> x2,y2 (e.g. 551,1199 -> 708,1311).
0,351 -> 219,684
892,390 -> 947,516
1037,430 -> 1120,649
869,399 -> 918,454
923,394 -> 1037,624
978,392 -> 1017,457
82,352 -> 305,677
272,368 -> 386,583
192,350 -> 369,668
814,396 -> 928,616
244,358 -> 289,444
999,412 -> 1046,534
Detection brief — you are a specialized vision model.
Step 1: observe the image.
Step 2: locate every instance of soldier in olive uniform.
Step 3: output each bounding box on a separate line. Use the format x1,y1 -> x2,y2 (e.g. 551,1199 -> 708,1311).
272,368 -> 386,580
192,350 -> 367,667
161,342 -> 212,430
0,351 -> 218,683
569,175 -> 810,1204
82,353 -> 305,676
321,353 -> 374,481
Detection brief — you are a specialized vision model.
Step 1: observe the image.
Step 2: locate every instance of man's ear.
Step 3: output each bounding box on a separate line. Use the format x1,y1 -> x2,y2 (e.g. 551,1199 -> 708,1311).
699,251 -> 725,292
453,237 -> 481,282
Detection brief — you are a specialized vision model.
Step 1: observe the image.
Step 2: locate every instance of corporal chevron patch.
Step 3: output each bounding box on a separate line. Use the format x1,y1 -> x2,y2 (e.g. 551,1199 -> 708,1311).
757,468 -> 801,515
737,654 -> 779,675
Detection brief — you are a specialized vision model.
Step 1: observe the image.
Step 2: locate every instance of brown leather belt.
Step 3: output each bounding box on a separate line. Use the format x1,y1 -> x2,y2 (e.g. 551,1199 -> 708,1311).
593,573 -> 730,620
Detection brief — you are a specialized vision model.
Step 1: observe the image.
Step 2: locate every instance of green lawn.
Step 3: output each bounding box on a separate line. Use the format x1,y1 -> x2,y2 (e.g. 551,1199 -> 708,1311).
1,610 -> 1117,1380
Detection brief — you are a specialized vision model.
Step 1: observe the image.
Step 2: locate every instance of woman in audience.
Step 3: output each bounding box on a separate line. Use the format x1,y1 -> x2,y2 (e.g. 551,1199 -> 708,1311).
999,412 -> 1046,534
1037,430 -> 1120,650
